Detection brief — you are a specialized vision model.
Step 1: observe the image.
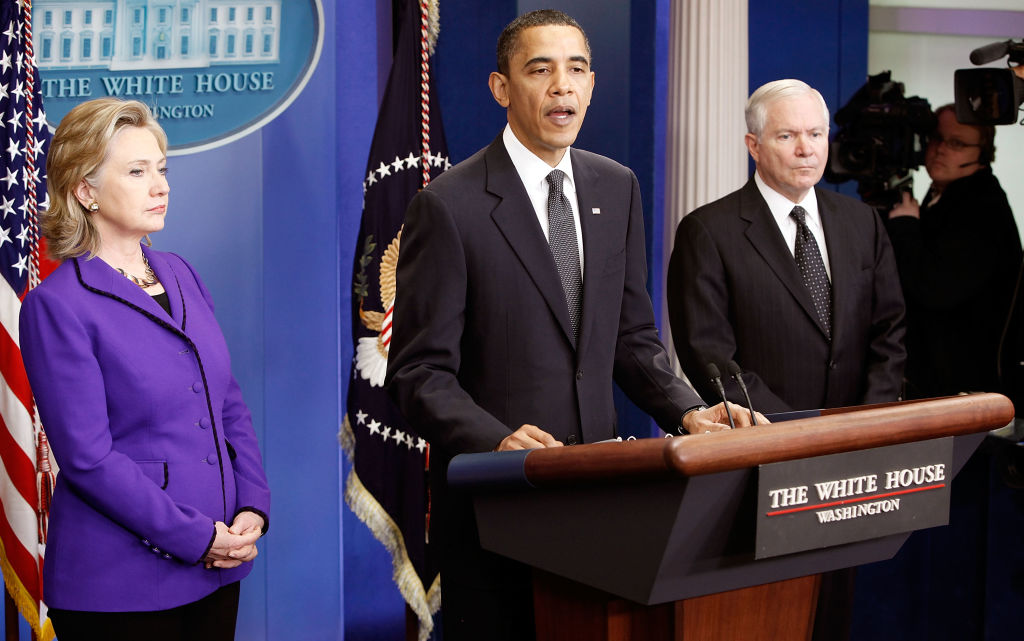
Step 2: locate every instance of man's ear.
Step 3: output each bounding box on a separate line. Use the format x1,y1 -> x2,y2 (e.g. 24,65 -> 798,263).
489,72 -> 510,108
744,133 -> 760,164
73,179 -> 96,210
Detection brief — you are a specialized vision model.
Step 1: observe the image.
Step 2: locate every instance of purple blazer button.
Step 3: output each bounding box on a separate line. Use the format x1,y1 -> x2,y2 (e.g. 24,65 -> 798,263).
206,453 -> 217,465
192,381 -> 203,393
199,417 -> 211,429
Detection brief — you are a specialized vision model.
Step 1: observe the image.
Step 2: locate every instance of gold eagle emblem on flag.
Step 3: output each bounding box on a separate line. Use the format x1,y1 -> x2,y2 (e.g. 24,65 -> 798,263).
355,229 -> 401,387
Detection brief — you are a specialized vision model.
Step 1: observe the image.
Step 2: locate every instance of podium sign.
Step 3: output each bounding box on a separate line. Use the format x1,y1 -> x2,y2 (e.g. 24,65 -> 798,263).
449,395 -> 1014,641
756,437 -> 954,559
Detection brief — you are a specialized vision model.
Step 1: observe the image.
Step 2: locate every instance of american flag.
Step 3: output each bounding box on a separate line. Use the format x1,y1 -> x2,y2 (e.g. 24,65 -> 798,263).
339,1 -> 448,639
0,1 -> 56,639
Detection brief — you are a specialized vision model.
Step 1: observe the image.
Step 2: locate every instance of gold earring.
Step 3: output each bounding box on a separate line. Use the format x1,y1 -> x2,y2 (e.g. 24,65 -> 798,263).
88,202 -> 99,211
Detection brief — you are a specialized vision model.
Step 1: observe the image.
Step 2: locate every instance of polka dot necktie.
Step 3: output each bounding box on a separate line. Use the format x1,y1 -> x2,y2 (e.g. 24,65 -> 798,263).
790,205 -> 832,340
546,170 -> 582,342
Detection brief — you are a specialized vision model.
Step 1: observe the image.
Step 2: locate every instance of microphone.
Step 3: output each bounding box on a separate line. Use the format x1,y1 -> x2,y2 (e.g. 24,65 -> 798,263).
705,362 -> 736,430
726,360 -> 758,426
970,40 -> 1010,65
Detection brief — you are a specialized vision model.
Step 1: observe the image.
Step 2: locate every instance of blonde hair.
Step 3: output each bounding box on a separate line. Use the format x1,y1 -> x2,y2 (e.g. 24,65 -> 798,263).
43,98 -> 167,260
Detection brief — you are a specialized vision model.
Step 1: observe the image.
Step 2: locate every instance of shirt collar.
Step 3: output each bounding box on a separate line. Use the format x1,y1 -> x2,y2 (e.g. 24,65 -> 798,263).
754,170 -> 821,230
503,124 -> 576,193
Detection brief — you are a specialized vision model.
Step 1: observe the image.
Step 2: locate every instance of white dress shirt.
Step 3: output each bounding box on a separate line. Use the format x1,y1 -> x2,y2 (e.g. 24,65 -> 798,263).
502,124 -> 585,274
754,171 -> 832,280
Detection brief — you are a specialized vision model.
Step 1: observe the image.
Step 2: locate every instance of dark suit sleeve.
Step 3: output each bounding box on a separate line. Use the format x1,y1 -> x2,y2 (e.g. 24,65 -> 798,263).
887,187 -> 1018,311
386,189 -> 514,455
860,212 -> 907,404
612,172 -> 705,429
667,212 -> 792,412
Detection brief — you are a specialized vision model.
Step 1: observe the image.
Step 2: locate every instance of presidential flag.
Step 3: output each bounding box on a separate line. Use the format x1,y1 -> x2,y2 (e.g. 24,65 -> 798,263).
339,0 -> 449,639
0,1 -> 56,639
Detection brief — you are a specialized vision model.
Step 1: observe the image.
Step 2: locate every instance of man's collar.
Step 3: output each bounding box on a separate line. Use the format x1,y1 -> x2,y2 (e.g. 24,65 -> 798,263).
502,124 -> 575,189
754,170 -> 819,222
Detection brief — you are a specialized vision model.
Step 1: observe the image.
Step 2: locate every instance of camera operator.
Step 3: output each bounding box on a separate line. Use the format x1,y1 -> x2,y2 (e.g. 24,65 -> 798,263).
887,104 -> 1021,399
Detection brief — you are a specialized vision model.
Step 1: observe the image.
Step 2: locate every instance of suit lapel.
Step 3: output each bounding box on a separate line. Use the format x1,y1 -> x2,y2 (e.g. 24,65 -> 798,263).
486,139 -> 577,347
740,181 -> 829,337
818,191 -> 853,349
74,248 -> 181,329
573,152 -> 606,358
143,246 -> 184,327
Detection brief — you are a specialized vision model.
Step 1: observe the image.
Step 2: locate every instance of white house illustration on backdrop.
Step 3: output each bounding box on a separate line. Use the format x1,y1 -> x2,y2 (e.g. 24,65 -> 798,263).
34,0 -> 282,71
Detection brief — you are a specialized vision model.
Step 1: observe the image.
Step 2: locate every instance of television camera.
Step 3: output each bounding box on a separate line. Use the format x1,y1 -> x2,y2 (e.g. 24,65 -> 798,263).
824,71 -> 934,209
955,39 -> 1024,126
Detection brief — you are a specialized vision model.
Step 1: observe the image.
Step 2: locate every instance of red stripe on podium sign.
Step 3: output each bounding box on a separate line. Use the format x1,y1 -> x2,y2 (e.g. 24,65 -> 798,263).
765,483 -> 947,517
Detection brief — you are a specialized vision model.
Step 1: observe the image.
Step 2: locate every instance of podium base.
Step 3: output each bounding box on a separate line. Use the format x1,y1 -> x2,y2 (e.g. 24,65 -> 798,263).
533,570 -> 820,641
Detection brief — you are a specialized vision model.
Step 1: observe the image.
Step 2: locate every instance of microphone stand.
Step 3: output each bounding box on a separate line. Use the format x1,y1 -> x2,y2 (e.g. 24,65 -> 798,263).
727,360 -> 758,425
705,362 -> 736,430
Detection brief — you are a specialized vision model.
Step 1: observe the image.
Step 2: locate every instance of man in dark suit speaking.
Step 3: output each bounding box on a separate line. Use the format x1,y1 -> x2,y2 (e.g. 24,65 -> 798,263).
386,9 -> 752,641
668,79 -> 906,415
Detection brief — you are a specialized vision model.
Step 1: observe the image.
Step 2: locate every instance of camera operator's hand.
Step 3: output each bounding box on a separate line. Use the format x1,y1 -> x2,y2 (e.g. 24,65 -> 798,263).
890,190 -> 920,219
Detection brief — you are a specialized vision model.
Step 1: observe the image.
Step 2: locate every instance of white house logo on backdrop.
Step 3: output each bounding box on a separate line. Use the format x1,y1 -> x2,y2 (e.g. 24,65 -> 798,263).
33,0 -> 323,154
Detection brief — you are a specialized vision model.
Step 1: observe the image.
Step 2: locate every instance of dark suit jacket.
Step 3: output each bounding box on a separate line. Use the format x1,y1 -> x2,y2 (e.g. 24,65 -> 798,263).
887,167 -> 1021,399
667,179 -> 906,413
19,247 -> 270,612
386,137 -> 701,617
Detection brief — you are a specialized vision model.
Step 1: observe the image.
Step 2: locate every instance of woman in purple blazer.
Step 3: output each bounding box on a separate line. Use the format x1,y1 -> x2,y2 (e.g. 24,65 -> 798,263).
19,99 -> 270,640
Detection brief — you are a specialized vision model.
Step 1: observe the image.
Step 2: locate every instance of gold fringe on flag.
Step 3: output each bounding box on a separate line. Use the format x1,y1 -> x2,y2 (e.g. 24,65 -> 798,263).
0,536 -> 54,641
340,417 -> 441,641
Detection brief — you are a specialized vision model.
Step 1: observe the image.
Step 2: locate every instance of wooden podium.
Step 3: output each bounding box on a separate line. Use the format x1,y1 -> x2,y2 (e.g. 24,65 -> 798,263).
447,394 -> 1015,641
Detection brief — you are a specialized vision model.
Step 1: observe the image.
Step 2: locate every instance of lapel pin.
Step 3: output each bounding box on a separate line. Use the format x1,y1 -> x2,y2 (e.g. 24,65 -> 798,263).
591,208 -> 601,215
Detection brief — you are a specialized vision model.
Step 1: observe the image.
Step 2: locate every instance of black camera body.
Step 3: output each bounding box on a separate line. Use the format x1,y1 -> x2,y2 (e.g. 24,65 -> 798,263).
955,39 -> 1024,126
825,71 -> 934,209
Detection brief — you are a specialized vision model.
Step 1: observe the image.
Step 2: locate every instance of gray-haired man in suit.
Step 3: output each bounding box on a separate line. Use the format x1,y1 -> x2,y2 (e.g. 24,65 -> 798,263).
668,79 -> 906,415
667,78 -> 906,641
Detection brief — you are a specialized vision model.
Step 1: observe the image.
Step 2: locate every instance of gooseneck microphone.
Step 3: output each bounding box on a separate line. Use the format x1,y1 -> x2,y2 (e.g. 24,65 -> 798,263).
705,362 -> 736,430
726,360 -> 758,426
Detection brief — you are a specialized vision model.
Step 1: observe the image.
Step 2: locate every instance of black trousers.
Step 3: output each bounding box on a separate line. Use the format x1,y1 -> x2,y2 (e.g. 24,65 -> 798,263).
436,479 -> 537,641
48,582 -> 240,641
442,579 -> 536,641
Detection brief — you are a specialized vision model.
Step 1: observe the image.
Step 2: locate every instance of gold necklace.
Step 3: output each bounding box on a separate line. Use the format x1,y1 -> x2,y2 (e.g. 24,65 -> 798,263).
117,254 -> 159,288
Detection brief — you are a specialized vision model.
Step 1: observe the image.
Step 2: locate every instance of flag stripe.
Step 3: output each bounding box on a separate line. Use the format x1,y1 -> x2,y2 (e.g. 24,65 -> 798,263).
0,464 -> 40,597
0,411 -> 37,509
0,315 -> 35,417
0,275 -> 21,345
0,447 -> 39,570
0,333 -> 36,463
0,496 -> 41,603
0,3 -> 56,638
